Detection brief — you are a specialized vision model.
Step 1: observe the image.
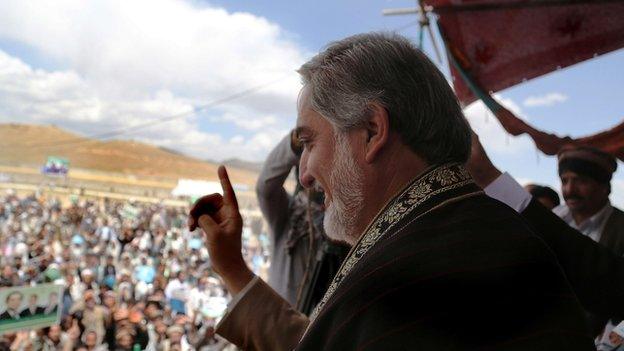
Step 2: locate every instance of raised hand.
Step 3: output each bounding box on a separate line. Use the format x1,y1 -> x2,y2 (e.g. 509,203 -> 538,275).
465,131 -> 502,188
188,166 -> 253,294
68,319 -> 81,340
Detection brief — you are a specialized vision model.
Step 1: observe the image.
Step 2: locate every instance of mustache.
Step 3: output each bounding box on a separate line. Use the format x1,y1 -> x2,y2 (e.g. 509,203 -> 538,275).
564,194 -> 584,202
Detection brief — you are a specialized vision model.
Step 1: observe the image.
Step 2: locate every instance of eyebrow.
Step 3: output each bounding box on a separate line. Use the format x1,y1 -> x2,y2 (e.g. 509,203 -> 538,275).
294,126 -> 313,138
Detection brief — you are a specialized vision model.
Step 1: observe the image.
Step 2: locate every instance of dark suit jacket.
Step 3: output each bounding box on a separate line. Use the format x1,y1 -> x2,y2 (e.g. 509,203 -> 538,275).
521,200 -> 624,334
297,193 -> 593,350
0,310 -> 21,321
20,306 -> 45,318
43,305 -> 58,315
600,207 -> 624,256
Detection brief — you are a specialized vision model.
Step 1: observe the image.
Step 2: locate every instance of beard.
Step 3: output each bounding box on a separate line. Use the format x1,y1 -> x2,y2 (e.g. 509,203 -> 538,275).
323,132 -> 365,246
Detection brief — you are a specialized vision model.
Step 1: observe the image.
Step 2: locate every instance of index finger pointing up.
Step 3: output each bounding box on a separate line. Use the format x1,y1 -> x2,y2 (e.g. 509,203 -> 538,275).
218,165 -> 239,210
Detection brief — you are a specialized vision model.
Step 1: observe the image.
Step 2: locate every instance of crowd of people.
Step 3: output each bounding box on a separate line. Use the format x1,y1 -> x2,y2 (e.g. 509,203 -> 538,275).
0,192 -> 270,350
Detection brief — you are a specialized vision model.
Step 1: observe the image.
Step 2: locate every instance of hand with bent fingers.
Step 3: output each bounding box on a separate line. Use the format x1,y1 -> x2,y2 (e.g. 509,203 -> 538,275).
188,166 -> 254,294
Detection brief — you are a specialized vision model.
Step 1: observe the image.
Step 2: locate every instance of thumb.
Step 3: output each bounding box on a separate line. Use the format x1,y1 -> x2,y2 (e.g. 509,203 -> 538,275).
198,214 -> 219,237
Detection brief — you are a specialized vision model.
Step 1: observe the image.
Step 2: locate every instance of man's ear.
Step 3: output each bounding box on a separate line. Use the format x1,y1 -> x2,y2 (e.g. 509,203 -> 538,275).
364,102 -> 390,163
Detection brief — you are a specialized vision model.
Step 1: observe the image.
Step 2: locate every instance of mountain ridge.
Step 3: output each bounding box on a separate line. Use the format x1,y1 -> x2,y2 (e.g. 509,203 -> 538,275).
0,123 -> 260,185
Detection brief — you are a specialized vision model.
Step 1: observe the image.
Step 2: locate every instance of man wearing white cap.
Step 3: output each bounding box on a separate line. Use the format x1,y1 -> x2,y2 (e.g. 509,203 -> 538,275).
77,269 -> 99,299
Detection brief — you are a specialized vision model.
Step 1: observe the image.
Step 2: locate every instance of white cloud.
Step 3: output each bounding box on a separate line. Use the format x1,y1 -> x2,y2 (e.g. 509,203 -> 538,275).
523,92 -> 568,107
0,0 -> 307,161
613,178 -> 624,210
463,95 -> 535,156
151,127 -> 290,162
0,0 -> 306,104
211,112 -> 278,131
230,135 -> 245,144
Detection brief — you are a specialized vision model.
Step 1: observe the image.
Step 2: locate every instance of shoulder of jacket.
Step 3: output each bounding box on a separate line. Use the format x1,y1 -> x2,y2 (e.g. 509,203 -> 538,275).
609,206 -> 624,223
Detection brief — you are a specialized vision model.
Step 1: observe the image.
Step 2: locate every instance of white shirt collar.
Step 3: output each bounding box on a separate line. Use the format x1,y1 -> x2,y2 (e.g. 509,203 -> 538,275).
553,202 -> 613,241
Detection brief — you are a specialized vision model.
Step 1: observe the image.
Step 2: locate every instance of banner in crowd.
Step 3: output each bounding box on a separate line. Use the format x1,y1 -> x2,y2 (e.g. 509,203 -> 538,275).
0,284 -> 62,335
42,156 -> 70,176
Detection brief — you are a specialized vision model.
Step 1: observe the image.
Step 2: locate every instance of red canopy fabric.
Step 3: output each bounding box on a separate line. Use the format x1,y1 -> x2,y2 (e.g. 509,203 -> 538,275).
493,106 -> 624,161
428,0 -> 624,160
426,0 -> 624,104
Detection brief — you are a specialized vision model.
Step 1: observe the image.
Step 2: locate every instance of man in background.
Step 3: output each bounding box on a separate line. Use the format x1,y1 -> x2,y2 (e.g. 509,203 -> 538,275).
525,184 -> 560,210
554,146 -> 624,255
553,146 -> 624,338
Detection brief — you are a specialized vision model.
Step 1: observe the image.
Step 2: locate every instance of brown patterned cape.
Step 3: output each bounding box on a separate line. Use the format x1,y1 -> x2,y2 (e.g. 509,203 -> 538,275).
296,163 -> 593,350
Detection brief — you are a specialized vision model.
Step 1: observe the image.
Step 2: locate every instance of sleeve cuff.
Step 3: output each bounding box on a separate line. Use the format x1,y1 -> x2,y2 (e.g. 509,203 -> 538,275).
226,275 -> 259,314
484,172 -> 532,213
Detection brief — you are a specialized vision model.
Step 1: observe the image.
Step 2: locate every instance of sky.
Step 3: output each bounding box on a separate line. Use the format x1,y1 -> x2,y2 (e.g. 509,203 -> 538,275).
0,0 -> 622,207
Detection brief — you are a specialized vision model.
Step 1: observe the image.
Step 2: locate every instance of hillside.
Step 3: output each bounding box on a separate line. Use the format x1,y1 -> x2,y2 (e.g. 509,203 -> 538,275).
0,123 -> 261,185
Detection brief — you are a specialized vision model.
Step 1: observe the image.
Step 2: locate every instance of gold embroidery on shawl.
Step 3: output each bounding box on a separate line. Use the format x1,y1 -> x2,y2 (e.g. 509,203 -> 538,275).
306,163 -> 475,328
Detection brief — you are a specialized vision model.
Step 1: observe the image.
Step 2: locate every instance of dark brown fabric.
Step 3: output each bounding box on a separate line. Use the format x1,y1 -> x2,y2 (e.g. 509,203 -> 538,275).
600,207 -> 624,257
521,199 -> 624,324
521,200 -> 624,335
296,194 -> 594,350
216,278 -> 308,351
216,198 -> 624,351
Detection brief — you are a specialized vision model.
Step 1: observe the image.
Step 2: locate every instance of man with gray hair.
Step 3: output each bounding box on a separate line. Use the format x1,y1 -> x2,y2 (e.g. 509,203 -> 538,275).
189,32 -> 593,350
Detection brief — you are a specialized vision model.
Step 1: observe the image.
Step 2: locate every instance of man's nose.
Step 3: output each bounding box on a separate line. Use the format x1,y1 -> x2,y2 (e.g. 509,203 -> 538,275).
562,183 -> 577,197
298,153 -> 314,188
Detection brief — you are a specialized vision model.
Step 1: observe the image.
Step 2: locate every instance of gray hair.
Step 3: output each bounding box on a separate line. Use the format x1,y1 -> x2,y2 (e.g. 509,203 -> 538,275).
298,32 -> 471,164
